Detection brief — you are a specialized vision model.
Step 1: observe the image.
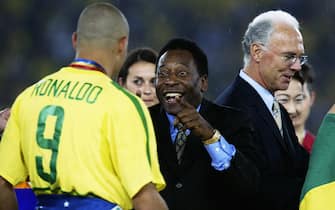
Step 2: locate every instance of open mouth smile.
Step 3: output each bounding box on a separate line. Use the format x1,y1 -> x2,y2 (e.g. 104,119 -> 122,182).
164,92 -> 182,103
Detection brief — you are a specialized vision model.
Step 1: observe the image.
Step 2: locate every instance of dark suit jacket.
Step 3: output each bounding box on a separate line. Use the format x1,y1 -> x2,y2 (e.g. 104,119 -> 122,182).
216,75 -> 309,210
149,99 -> 261,210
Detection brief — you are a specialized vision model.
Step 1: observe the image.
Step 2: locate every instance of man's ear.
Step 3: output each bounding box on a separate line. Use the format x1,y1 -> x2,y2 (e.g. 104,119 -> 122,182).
250,43 -> 263,63
72,32 -> 77,50
117,77 -> 124,86
200,75 -> 208,92
117,36 -> 128,54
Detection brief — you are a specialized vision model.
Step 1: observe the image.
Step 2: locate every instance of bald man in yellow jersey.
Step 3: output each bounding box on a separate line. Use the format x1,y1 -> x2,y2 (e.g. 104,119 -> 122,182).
0,2 -> 167,210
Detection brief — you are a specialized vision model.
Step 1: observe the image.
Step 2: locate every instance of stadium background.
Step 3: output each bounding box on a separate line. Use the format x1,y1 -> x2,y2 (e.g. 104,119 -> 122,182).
1,0 -> 334,133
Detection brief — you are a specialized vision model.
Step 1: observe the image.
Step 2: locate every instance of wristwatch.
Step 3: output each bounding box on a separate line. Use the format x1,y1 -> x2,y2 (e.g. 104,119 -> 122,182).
202,129 -> 221,145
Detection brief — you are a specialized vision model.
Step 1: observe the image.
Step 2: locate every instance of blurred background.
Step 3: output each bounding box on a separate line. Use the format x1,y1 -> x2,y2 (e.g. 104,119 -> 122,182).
1,0 -> 334,133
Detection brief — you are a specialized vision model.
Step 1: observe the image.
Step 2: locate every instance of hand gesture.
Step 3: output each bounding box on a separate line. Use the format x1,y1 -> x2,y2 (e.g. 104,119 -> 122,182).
174,98 -> 214,141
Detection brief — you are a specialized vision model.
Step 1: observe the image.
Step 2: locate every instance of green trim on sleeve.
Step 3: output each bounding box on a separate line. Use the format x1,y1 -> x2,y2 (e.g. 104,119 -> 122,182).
112,81 -> 151,166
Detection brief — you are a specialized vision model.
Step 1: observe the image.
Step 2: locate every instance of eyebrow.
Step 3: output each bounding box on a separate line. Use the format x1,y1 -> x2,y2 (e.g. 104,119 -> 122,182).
133,76 -> 144,80
276,93 -> 290,97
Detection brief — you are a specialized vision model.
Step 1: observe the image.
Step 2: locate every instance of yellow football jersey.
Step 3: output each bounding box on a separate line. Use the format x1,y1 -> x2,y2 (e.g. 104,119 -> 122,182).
0,66 -> 166,209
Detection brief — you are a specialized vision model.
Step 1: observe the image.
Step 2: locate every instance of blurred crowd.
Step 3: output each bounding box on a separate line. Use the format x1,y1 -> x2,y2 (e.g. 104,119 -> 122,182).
1,0 -> 335,133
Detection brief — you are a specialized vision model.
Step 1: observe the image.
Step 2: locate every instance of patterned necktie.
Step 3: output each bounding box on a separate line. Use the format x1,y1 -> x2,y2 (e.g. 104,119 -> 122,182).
175,124 -> 187,165
272,99 -> 283,136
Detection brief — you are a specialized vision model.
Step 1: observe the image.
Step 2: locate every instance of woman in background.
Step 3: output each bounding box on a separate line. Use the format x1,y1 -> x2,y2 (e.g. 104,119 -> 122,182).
275,63 -> 316,153
118,47 -> 159,107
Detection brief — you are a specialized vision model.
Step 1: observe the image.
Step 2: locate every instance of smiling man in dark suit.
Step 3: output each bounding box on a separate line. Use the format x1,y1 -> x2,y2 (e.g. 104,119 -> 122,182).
216,10 -> 309,210
149,37 -> 261,210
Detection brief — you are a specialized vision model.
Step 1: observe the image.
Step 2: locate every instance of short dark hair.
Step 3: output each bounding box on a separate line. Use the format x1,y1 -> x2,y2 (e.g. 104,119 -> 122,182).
157,38 -> 208,76
292,62 -> 315,91
118,47 -> 157,83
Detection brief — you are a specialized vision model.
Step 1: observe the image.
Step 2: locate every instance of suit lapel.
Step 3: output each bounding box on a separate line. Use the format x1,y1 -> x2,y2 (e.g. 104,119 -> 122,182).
155,106 -> 179,167
256,104 -> 288,151
280,105 -> 299,157
154,106 -> 200,169
237,77 -> 290,153
180,100 -> 209,167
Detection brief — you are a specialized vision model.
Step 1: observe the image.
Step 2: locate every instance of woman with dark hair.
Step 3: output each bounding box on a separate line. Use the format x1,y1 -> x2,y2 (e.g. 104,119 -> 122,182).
275,63 -> 316,153
118,47 -> 159,107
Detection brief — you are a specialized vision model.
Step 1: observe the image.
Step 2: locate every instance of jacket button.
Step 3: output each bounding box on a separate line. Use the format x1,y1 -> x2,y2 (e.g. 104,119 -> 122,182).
176,182 -> 183,189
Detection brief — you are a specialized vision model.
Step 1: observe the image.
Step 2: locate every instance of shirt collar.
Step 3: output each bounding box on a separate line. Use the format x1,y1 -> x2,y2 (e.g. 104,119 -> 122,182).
239,70 -> 275,113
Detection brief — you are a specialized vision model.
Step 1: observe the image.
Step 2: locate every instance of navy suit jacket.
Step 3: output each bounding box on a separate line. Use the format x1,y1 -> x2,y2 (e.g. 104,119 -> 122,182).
150,99 -> 261,210
216,75 -> 309,210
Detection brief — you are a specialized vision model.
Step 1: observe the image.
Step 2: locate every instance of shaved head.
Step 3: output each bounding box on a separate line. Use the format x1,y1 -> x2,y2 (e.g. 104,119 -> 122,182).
76,2 -> 129,48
